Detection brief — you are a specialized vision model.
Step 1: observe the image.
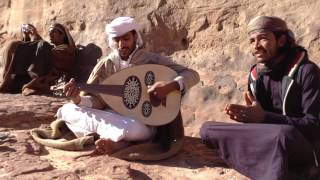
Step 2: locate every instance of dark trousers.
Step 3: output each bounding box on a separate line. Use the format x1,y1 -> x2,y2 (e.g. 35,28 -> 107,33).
200,122 -> 315,180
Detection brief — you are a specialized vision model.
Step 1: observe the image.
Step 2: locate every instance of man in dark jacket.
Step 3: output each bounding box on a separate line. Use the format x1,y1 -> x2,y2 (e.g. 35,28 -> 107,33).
200,16 -> 320,180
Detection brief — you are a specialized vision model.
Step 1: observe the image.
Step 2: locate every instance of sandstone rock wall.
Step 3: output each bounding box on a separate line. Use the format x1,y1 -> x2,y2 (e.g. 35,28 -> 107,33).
1,1 -> 319,179
0,0 -> 320,132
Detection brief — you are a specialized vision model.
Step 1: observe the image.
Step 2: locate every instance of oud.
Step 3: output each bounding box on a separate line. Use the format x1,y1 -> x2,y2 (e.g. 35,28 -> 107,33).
52,64 -> 181,126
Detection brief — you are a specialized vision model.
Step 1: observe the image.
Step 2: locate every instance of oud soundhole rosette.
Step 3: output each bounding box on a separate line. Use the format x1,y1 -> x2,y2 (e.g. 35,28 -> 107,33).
142,101 -> 152,117
123,76 -> 141,109
145,71 -> 155,86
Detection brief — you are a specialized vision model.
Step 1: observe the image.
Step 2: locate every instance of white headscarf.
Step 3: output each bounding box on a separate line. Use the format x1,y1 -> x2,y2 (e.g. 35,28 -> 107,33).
105,17 -> 143,49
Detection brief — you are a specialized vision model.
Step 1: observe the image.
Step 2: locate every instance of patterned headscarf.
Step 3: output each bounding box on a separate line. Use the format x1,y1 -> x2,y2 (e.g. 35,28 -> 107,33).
247,16 -> 296,47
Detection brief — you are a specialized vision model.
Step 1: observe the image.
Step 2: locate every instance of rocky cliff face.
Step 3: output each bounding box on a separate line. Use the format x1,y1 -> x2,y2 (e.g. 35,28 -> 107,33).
0,0 -> 319,179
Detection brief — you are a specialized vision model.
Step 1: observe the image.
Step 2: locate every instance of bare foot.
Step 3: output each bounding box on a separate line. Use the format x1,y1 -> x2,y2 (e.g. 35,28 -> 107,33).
73,139 -> 130,160
95,138 -> 115,155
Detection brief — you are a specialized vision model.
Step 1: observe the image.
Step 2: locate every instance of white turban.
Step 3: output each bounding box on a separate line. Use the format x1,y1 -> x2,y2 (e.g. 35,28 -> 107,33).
105,17 -> 143,49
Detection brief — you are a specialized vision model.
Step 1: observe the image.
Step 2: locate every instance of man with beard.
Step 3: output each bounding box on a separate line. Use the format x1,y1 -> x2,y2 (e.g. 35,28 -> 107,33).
200,16 -> 320,179
57,17 -> 199,160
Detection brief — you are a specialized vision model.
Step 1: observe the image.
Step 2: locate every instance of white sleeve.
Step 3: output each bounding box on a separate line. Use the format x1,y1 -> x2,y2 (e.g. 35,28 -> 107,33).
78,95 -> 93,108
174,76 -> 185,91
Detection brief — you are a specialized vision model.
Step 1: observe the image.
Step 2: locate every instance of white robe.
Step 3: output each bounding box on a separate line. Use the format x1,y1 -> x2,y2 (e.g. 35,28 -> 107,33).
56,51 -> 185,142
56,103 -> 155,142
56,57 -> 155,142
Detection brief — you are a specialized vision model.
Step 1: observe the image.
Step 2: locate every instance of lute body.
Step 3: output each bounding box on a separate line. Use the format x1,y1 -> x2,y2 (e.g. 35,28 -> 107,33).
76,64 -> 181,126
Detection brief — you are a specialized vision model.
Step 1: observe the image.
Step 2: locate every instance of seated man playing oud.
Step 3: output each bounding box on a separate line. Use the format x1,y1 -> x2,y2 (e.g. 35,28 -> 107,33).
57,17 -> 199,160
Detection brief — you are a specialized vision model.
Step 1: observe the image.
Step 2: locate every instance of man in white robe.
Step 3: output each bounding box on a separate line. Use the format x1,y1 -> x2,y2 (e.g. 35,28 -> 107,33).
57,17 -> 199,156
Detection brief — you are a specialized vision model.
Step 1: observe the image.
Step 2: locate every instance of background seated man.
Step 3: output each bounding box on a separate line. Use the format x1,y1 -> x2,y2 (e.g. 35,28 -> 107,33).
57,17 -> 200,160
0,23 -> 48,93
200,16 -> 320,180
22,23 -> 76,95
0,23 -> 76,95
20,23 -> 42,42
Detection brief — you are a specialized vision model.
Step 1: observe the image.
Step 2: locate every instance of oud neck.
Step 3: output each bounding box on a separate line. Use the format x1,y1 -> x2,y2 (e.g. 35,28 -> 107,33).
78,83 -> 123,97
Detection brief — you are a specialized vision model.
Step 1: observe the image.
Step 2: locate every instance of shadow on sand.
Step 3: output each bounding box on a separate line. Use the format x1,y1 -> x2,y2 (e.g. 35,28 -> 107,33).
141,136 -> 227,169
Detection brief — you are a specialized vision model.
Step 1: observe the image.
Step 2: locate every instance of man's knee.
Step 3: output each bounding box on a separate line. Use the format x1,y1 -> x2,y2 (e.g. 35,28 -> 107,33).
126,121 -> 153,141
60,103 -> 79,112
275,125 -> 297,139
200,121 -> 222,149
199,121 -> 223,140
273,125 -> 303,148
200,121 -> 212,140
56,103 -> 80,122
